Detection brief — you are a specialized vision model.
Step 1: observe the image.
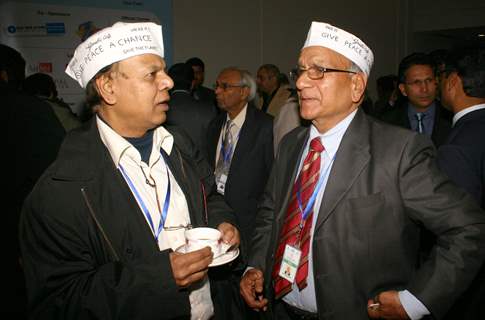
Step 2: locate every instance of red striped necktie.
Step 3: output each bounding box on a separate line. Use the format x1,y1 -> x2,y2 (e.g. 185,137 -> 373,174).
273,137 -> 324,299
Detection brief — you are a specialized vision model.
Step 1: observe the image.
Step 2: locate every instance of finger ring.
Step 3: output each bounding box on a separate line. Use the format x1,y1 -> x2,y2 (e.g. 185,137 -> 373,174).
368,303 -> 380,310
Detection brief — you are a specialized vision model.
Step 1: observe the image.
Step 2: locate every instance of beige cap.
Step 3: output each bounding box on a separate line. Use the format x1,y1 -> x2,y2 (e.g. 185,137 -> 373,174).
66,22 -> 164,88
303,21 -> 373,76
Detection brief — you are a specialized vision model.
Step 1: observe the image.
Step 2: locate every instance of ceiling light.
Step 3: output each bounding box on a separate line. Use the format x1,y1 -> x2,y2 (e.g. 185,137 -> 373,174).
478,34 -> 485,37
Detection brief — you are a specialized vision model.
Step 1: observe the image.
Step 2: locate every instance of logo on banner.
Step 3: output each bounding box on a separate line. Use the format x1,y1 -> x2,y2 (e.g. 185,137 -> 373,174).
5,23 -> 65,37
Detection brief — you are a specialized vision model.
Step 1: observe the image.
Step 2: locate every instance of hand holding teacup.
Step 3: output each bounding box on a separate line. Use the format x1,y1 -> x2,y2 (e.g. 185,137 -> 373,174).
216,222 -> 240,249
184,223 -> 240,257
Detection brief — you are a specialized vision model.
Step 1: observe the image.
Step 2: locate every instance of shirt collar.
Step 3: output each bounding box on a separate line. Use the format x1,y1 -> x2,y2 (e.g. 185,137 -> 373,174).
226,103 -> 248,129
407,101 -> 436,118
452,103 -> 485,126
97,115 -> 174,167
308,109 -> 357,159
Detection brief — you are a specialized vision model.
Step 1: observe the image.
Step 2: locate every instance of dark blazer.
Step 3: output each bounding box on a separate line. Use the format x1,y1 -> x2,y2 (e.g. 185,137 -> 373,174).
438,108 -> 485,208
249,109 -> 485,319
19,120 -> 235,319
166,89 -> 216,156
207,105 -> 273,247
380,100 -> 452,147
193,85 -> 216,105
438,107 -> 485,320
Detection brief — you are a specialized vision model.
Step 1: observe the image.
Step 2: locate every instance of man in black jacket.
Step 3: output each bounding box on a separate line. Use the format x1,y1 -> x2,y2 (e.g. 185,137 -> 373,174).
19,22 -> 239,320
3,44 -> 65,319
438,47 -> 485,319
380,52 -> 451,147
166,62 -> 216,156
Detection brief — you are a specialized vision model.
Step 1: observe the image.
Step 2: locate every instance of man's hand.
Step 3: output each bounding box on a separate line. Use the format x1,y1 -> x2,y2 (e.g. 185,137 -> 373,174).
169,247 -> 213,288
240,268 -> 268,311
367,290 -> 410,319
217,222 -> 240,248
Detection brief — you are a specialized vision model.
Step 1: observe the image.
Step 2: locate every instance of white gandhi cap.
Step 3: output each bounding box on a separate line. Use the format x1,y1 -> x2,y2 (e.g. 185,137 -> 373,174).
303,21 -> 374,77
65,21 -> 164,88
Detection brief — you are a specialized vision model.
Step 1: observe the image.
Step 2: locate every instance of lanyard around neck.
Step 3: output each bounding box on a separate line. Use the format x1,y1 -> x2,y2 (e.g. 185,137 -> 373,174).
119,156 -> 171,242
296,154 -> 335,222
220,120 -> 240,164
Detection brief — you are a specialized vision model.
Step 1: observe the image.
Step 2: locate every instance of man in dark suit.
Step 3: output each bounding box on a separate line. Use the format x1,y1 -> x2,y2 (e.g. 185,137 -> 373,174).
186,57 -> 217,107
166,62 -> 216,155
437,47 -> 485,320
381,52 -> 451,147
240,21 -> 485,320
207,67 -> 273,319
207,67 -> 273,247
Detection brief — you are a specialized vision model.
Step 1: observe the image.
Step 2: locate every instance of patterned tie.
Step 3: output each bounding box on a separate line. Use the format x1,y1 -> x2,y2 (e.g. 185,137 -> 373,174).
272,137 -> 324,299
215,119 -> 235,182
415,112 -> 425,134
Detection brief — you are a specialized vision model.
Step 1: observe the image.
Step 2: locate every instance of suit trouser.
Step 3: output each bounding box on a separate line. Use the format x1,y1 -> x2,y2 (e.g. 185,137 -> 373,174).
273,300 -> 318,320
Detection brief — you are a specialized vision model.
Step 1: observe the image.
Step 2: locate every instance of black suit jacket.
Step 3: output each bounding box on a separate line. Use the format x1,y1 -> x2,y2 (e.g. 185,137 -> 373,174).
438,108 -> 485,208
380,100 -> 451,147
166,89 -> 216,156
207,105 -> 273,247
437,108 -> 485,319
249,109 -> 485,319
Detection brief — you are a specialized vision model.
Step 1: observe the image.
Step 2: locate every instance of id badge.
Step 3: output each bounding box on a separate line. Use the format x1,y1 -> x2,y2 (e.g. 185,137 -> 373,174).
217,174 -> 227,195
278,244 -> 301,283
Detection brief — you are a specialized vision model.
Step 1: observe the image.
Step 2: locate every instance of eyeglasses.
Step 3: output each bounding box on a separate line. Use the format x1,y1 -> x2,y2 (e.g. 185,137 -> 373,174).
404,78 -> 437,87
289,65 -> 356,81
213,82 -> 247,90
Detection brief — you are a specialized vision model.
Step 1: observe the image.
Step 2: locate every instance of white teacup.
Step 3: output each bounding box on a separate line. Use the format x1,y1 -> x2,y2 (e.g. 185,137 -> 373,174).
184,227 -> 231,257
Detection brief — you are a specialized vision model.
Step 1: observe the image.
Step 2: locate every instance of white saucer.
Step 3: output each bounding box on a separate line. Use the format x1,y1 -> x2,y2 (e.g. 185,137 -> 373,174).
210,248 -> 239,267
175,245 -> 239,267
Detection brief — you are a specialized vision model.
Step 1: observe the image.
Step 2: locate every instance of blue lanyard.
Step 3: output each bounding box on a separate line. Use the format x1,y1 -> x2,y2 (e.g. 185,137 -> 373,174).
219,122 -> 240,164
296,154 -> 335,222
119,159 -> 171,242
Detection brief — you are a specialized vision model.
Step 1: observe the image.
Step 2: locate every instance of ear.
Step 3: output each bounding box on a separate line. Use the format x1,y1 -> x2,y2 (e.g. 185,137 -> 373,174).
95,73 -> 116,105
350,73 -> 366,103
447,72 -> 461,91
240,86 -> 250,101
398,83 -> 407,97
443,72 -> 462,102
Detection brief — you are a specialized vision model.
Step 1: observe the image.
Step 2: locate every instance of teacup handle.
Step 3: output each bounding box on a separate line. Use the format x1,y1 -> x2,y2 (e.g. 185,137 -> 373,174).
220,242 -> 231,254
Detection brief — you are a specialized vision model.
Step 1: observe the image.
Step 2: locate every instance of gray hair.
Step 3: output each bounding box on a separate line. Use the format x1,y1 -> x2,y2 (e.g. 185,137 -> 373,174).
220,67 -> 257,101
240,69 -> 257,101
348,61 -> 363,74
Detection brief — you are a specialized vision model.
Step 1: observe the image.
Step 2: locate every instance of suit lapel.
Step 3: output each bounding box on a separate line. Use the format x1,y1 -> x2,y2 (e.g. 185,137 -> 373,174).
276,128 -> 309,223
228,106 -> 257,174
314,110 -> 371,232
207,114 -> 225,168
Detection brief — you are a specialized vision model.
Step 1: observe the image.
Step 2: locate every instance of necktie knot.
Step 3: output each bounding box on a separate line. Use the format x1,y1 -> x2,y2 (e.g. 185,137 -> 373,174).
415,113 -> 425,133
309,137 -> 324,153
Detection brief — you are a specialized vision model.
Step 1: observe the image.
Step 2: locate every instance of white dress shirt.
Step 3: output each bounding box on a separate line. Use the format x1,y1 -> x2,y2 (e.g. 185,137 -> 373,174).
96,116 -> 213,320
215,103 -> 247,164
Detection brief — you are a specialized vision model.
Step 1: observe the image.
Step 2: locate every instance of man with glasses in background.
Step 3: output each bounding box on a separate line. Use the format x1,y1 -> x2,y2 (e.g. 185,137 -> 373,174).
19,22 -> 239,320
381,52 -> 451,147
240,21 -> 485,320
206,67 -> 273,319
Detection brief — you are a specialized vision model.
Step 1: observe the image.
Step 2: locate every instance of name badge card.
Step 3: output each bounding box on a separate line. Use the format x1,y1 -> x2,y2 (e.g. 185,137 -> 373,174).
278,244 -> 301,283
217,174 -> 228,195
